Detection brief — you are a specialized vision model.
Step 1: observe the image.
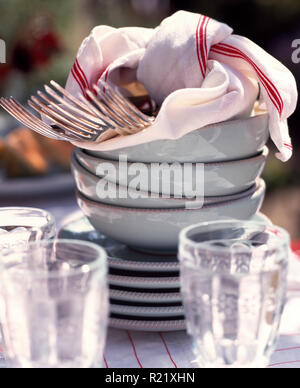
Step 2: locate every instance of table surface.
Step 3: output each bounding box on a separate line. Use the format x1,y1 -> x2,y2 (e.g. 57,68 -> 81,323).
1,190 -> 300,369
104,263 -> 300,369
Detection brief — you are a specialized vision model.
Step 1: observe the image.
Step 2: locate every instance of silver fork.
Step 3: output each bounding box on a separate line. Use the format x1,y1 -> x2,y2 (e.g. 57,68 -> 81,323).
0,80 -> 155,143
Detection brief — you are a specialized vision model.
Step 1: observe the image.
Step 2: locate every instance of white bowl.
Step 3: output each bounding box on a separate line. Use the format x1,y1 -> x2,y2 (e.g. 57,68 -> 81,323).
75,147 -> 268,197
85,114 -> 269,163
76,179 -> 266,252
71,151 -> 259,209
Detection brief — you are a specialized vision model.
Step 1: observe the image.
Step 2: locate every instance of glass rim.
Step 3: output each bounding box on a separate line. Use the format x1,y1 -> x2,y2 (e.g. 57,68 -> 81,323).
179,220 -> 290,253
1,239 -> 107,278
0,206 -> 56,228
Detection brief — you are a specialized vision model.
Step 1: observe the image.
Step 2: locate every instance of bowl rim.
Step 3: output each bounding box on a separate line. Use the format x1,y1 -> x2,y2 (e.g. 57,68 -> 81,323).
187,112 -> 269,133
76,146 -> 269,167
1,239 -> 108,279
71,151 -> 259,205
76,179 -> 266,213
179,219 -> 290,258
85,112 -> 269,149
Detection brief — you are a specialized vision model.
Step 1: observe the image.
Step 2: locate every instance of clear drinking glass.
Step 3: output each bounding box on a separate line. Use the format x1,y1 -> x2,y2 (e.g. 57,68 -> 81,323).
179,220 -> 290,368
0,239 -> 108,368
0,207 -> 56,366
0,207 -> 56,251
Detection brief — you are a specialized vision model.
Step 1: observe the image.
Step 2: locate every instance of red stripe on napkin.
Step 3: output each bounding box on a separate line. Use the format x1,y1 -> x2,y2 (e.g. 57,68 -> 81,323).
72,60 -> 89,97
210,46 -> 281,114
72,59 -> 95,100
196,15 -> 210,78
210,49 -> 281,115
75,59 -> 89,90
126,331 -> 143,368
196,16 -> 206,78
71,67 -> 86,96
211,43 -> 284,116
221,42 -> 284,114
159,333 -> 178,368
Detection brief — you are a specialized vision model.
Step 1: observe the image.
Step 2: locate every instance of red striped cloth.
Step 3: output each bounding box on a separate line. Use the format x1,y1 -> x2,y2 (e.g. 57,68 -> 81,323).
65,11 -> 297,163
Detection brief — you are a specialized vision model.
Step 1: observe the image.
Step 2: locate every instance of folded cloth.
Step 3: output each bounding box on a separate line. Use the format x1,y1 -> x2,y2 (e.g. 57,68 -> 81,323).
66,11 -> 297,162
65,25 -> 155,98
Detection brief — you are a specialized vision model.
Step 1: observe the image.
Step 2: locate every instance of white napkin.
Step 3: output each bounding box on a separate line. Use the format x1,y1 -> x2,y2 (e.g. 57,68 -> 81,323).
66,11 -> 297,162
65,25 -> 155,98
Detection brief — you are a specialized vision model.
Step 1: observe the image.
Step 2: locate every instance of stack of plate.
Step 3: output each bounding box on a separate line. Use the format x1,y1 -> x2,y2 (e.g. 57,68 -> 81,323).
65,109 -> 271,331
59,211 -> 272,332
59,214 -> 185,332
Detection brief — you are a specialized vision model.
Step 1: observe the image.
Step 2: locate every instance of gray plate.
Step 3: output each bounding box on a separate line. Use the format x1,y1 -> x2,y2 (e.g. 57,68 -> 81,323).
109,254 -> 179,272
109,289 -> 182,303
110,304 -> 184,318
109,317 -> 186,332
0,173 -> 75,197
109,274 -> 180,289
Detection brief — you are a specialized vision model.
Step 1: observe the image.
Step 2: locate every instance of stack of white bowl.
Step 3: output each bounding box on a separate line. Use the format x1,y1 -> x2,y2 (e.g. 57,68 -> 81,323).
72,114 -> 269,253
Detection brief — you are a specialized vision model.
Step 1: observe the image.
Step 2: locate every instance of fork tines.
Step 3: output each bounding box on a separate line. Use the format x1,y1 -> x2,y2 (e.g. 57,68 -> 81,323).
0,97 -> 74,141
0,80 -> 155,144
29,80 -> 154,139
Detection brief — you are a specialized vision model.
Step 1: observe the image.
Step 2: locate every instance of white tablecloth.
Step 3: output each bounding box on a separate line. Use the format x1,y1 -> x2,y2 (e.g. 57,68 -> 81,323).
102,290 -> 300,369
1,191 -> 300,368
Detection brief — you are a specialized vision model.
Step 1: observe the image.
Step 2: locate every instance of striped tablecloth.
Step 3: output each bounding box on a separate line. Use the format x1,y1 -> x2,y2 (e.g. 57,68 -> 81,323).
103,248 -> 300,369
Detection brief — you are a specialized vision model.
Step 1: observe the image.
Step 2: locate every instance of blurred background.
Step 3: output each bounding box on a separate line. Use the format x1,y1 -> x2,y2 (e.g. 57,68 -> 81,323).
0,0 -> 299,238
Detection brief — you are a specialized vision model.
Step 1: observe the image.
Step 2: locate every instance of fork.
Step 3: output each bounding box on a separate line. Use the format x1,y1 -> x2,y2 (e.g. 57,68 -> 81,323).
0,80 -> 155,143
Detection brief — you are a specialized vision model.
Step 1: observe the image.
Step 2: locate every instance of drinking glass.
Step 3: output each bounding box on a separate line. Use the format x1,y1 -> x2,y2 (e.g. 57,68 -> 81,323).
0,207 -> 56,366
0,207 -> 56,251
179,220 -> 290,368
0,239 -> 108,368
